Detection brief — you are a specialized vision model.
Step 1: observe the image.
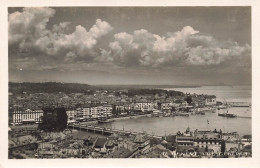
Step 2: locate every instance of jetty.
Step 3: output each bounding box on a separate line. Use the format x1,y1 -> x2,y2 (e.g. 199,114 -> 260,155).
68,124 -> 163,140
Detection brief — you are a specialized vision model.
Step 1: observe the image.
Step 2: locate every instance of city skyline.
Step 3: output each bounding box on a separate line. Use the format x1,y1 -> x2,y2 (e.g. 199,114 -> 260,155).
8,7 -> 251,85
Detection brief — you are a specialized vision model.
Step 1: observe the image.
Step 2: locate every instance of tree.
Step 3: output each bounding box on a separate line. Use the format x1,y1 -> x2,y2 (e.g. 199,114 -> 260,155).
221,140 -> 226,154
39,107 -> 68,131
205,145 -> 208,152
185,96 -> 192,105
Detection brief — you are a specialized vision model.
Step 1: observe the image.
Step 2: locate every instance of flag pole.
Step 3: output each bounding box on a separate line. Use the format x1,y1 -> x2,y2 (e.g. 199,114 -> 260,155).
207,119 -> 209,131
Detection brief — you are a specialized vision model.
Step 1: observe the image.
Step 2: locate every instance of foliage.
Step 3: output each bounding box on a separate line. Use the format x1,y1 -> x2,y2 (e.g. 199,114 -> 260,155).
185,96 -> 193,105
127,88 -> 184,97
39,107 -> 68,131
221,140 -> 226,153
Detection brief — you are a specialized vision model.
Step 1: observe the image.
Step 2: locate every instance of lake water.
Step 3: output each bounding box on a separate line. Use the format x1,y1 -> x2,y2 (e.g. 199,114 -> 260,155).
98,85 -> 252,137
164,85 -> 252,103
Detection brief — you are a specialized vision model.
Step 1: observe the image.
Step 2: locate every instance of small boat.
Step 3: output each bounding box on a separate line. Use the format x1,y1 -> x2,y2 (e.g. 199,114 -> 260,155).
98,119 -> 113,124
195,111 -> 205,115
226,114 -> 237,118
163,113 -> 171,117
218,113 -> 226,117
174,112 -> 189,116
218,105 -> 227,110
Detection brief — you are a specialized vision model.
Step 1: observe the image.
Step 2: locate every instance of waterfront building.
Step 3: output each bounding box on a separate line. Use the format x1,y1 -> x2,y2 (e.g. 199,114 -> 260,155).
82,107 -> 91,119
159,102 -> 172,110
99,105 -> 113,118
123,103 -> 133,111
66,110 -> 77,123
113,103 -> 126,112
75,104 -> 113,120
90,106 -> 101,119
133,102 -> 156,112
204,95 -> 217,106
12,109 -> 43,125
76,107 -> 91,120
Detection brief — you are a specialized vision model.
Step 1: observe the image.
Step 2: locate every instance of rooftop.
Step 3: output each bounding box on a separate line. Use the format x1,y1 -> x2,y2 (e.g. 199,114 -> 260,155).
108,147 -> 133,158
95,138 -> 107,148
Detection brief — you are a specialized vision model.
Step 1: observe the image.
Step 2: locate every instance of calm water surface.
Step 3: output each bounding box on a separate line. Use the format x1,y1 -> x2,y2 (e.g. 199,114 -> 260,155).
164,85 -> 251,103
99,86 -> 252,136
100,110 -> 251,136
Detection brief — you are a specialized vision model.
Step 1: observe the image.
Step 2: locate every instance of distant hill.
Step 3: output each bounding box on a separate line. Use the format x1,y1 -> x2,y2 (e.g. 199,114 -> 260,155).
8,82 -> 186,97
96,84 -> 200,89
9,82 -> 96,94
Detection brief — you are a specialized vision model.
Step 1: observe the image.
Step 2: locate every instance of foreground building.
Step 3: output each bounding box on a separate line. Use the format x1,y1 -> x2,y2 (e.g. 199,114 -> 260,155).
175,128 -> 224,156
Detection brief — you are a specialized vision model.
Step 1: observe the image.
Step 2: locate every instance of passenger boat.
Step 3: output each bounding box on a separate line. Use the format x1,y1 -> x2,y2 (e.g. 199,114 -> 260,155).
218,113 -> 237,118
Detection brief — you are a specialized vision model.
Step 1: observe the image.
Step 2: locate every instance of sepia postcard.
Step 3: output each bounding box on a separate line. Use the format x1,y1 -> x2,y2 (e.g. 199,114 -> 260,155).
0,0 -> 260,168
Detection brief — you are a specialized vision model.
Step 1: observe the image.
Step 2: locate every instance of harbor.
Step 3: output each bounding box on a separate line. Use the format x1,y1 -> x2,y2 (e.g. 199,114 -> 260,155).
98,106 -> 251,136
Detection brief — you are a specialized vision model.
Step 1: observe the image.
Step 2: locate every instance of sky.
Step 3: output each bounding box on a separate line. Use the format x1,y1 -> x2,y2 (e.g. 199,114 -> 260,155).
8,7 -> 251,85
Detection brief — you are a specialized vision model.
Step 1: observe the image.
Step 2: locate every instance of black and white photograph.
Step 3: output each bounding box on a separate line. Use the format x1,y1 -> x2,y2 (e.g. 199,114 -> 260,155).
7,6 -> 253,159
1,1 -> 260,167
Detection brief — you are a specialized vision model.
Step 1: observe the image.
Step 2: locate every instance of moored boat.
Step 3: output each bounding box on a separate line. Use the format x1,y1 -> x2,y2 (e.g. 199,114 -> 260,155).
218,113 -> 237,118
226,113 -> 237,118
174,112 -> 189,116
98,119 -> 113,124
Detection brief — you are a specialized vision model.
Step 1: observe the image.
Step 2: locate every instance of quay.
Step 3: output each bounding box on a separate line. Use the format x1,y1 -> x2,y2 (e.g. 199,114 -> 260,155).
68,124 -> 163,140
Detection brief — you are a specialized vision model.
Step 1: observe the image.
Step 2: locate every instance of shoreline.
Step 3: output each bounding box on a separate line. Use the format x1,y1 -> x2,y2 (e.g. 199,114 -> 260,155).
78,113 -> 152,126
106,113 -> 152,122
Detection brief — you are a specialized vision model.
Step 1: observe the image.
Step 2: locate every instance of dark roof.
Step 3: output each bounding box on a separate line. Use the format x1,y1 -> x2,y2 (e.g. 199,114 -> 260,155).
194,132 -> 220,139
166,135 -> 176,143
95,138 -> 107,148
242,135 -> 252,139
134,134 -> 149,143
177,146 -> 195,152
197,147 -> 206,153
242,145 -> 252,152
109,147 -> 133,158
176,136 -> 194,140
105,140 -> 114,147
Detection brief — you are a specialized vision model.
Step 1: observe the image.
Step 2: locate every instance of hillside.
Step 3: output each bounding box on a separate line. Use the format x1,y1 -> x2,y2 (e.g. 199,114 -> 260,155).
9,82 -> 96,94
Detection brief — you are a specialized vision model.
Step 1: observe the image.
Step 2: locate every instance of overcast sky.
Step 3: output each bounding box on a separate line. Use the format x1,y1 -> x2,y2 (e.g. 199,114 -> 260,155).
8,7 -> 251,85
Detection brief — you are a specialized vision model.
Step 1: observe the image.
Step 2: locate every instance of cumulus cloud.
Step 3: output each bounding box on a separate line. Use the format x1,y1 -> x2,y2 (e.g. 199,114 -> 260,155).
9,7 -> 56,46
106,26 -> 251,68
9,8 -> 113,63
8,7 -> 250,73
